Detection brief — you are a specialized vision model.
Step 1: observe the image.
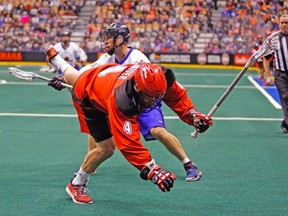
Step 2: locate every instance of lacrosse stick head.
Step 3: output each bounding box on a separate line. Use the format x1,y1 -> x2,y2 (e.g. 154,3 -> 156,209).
250,31 -> 279,63
8,67 -> 38,81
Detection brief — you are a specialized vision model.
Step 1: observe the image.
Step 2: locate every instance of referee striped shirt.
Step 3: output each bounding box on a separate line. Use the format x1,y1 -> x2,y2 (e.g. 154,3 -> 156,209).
274,33 -> 288,72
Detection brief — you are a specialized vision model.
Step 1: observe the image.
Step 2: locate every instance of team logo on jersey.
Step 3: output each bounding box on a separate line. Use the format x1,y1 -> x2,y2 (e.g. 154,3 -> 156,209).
123,120 -> 132,134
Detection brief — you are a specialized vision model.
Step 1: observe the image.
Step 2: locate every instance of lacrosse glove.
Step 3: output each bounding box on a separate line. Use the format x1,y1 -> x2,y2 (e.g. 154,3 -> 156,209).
189,109 -> 213,133
140,159 -> 176,192
48,75 -> 66,91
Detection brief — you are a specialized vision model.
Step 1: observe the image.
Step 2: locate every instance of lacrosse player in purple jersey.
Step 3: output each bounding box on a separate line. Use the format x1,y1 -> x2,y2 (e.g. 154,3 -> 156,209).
50,23 -> 206,181
54,31 -> 87,73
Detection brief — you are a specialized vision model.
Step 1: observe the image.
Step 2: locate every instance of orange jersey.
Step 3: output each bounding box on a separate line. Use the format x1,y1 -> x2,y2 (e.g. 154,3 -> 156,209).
72,63 -> 196,170
164,81 -> 195,125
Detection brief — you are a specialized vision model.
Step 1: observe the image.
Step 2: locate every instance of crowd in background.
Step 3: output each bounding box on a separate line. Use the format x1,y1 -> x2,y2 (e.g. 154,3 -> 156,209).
80,0 -> 216,53
204,0 -> 287,54
0,0 -> 287,53
0,0 -> 83,51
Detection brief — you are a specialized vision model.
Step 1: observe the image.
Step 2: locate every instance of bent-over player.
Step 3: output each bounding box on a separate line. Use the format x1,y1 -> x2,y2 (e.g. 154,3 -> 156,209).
79,23 -> 204,182
45,45 -> 213,204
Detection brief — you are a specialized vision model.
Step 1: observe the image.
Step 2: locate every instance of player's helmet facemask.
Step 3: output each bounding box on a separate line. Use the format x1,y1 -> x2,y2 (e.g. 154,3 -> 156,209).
61,31 -> 71,46
114,63 -> 166,116
133,63 -> 167,112
102,23 -> 130,55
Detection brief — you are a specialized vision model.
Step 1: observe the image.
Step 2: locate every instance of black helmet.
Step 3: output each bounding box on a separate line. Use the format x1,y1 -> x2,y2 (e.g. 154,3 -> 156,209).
61,31 -> 71,37
103,23 -> 130,42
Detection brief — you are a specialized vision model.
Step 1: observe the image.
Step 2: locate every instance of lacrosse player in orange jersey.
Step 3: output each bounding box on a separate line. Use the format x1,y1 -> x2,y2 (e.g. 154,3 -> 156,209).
45,45 -> 213,204
81,23 -> 205,181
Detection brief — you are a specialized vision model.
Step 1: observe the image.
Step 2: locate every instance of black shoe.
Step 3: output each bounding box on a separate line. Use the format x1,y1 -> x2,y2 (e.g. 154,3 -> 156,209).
280,120 -> 288,133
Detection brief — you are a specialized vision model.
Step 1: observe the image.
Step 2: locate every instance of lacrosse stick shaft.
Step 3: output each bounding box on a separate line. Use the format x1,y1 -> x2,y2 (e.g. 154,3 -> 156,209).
37,74 -> 73,89
191,62 -> 252,138
191,31 -> 278,138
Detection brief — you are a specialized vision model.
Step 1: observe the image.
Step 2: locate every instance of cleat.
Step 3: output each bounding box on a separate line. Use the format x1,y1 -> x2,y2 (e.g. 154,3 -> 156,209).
280,121 -> 288,133
65,182 -> 93,204
184,162 -> 202,182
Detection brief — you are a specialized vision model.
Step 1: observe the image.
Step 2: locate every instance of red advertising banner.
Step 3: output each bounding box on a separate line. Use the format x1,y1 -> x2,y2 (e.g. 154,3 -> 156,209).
234,54 -> 252,66
0,52 -> 22,61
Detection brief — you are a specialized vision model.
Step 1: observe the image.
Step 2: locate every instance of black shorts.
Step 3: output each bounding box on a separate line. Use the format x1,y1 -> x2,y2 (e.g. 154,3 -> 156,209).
72,92 -> 112,142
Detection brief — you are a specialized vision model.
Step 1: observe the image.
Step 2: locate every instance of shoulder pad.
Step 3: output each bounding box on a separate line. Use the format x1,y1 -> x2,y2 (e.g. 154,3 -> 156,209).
161,66 -> 175,88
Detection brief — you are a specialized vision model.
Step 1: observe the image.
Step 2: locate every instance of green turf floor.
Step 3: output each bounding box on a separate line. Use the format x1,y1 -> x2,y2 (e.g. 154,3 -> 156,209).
0,66 -> 287,216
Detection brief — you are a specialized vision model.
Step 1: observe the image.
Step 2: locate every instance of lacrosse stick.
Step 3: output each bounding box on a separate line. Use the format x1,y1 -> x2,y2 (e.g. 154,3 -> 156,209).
191,31 -> 280,138
8,67 -> 72,89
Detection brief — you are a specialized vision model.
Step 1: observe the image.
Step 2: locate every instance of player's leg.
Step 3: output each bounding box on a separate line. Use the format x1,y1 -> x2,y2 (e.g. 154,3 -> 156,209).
87,134 -> 98,174
74,134 -> 98,176
80,137 -> 115,174
67,91 -> 114,204
274,71 -> 288,133
45,45 -> 80,85
150,126 -> 202,182
150,126 -> 187,162
88,134 -> 98,152
138,104 -> 201,182
258,61 -> 265,81
67,137 -> 115,204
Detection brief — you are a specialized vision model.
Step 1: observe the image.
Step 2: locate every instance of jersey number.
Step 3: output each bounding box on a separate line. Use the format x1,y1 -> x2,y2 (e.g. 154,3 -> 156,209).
123,120 -> 132,134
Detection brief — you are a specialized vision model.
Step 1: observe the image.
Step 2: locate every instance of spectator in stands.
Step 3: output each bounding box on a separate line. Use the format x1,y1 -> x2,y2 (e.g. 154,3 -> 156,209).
0,0 -> 83,51
31,40 -> 41,51
1,0 -> 287,54
213,0 -> 218,10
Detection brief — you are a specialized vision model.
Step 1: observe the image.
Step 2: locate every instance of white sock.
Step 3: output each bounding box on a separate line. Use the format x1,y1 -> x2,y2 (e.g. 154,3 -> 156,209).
50,54 -> 70,72
181,157 -> 190,165
72,168 -> 90,186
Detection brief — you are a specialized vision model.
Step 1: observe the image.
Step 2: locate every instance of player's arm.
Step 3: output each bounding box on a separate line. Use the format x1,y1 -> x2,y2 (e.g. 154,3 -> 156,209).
108,98 -> 176,192
73,43 -> 87,66
132,50 -> 151,63
45,45 -> 80,90
162,67 -> 213,133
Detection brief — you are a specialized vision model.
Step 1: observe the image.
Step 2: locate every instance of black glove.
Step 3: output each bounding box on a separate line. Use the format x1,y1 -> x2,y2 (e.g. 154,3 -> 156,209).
140,160 -> 176,192
48,75 -> 66,91
189,110 -> 213,133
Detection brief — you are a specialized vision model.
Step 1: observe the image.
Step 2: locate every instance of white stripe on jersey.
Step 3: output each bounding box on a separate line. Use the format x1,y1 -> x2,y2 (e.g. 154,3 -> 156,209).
79,48 -> 150,73
274,35 -> 288,71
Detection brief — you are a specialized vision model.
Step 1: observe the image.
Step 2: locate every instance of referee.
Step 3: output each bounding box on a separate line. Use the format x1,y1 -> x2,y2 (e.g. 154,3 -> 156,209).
264,14 -> 288,133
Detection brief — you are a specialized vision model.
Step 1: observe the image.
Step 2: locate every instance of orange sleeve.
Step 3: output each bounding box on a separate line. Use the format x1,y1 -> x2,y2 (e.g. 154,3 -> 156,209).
163,81 -> 195,125
107,98 -> 152,170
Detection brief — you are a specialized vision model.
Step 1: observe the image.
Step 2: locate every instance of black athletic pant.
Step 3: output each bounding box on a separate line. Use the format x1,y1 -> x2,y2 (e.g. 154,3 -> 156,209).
274,70 -> 288,125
